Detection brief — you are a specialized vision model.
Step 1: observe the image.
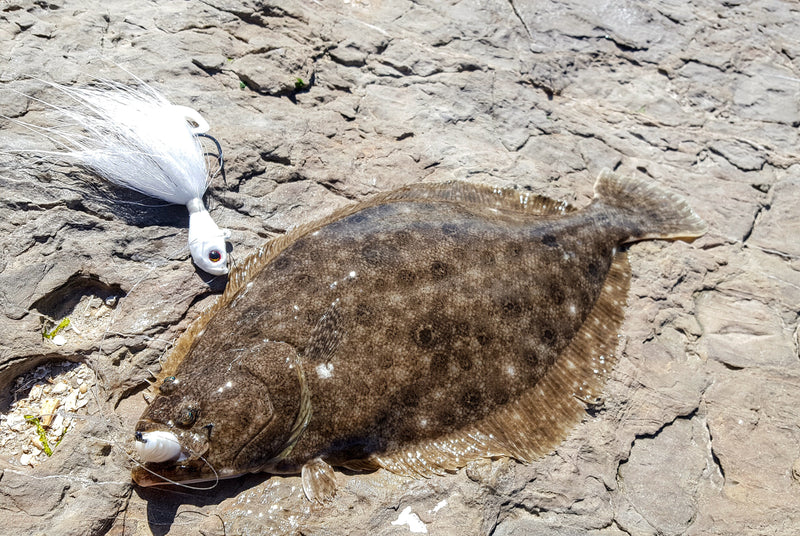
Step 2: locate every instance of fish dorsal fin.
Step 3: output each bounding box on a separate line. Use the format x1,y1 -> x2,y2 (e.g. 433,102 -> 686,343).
159,181 -> 575,381
366,252 -> 631,477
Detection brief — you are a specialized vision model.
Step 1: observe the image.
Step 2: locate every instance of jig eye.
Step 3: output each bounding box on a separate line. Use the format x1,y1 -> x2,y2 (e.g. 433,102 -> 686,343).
176,407 -> 198,428
208,250 -> 222,263
159,376 -> 178,394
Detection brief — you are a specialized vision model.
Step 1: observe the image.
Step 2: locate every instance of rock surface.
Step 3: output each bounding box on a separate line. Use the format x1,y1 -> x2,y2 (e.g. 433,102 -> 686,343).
1,0 -> 799,535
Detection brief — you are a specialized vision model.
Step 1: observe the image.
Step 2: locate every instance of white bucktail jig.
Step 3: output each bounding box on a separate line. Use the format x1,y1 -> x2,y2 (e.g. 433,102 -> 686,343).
12,80 -> 231,275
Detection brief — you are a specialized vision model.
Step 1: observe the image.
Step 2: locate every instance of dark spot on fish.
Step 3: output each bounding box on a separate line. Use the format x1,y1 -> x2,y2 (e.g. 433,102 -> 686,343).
475,330 -> 492,346
454,321 -> 471,338
492,385 -> 510,405
506,243 -> 522,258
500,297 -> 524,317
396,269 -> 418,287
455,350 -> 472,371
542,233 -> 558,247
373,276 -> 387,290
413,325 -> 437,348
394,231 -> 413,246
400,383 -> 424,407
442,223 -> 458,236
355,303 -> 373,320
440,408 -> 458,428
430,261 -> 450,280
462,389 -> 482,411
362,245 -> 382,265
587,261 -> 602,281
524,349 -> 539,364
550,284 -> 565,305
349,213 -> 367,224
542,328 -> 556,344
272,255 -> 291,271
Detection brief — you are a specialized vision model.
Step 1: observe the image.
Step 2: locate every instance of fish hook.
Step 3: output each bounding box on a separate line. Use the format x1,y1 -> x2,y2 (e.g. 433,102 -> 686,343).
194,132 -> 227,187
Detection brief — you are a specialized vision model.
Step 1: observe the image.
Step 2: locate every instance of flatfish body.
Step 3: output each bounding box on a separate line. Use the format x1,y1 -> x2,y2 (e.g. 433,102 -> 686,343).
132,170 -> 706,500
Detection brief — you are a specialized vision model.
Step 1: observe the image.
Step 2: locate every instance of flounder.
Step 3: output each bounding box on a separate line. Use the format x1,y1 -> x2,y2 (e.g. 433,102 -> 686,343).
133,170 -> 706,500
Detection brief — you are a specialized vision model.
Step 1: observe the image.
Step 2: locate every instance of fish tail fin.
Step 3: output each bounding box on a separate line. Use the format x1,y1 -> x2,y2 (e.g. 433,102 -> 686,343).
593,169 -> 707,242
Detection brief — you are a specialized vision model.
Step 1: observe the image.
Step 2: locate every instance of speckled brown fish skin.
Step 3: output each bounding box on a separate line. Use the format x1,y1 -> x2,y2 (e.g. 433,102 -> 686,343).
133,171 -> 706,498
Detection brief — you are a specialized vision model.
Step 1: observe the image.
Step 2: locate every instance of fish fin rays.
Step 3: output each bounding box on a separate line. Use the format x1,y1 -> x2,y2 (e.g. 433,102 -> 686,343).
365,253 -> 631,477
301,457 -> 337,503
593,169 -> 707,242
377,181 -> 577,217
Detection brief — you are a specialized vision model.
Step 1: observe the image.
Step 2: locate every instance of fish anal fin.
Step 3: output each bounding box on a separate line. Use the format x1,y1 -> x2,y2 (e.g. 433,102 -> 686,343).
365,253 -> 631,477
301,457 -> 337,503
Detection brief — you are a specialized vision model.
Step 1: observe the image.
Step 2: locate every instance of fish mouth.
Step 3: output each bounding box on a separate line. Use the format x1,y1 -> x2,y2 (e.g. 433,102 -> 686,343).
132,430 -> 217,487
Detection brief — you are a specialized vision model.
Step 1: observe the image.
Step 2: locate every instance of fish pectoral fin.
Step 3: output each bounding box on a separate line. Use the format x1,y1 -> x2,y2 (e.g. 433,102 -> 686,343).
301,457 -> 337,503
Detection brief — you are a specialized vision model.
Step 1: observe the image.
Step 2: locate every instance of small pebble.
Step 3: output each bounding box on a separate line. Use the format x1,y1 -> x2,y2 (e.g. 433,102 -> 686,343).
51,334 -> 66,346
40,398 -> 60,427
50,382 -> 68,395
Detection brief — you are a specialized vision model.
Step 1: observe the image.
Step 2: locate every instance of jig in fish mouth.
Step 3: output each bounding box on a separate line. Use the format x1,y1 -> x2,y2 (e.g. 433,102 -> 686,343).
132,429 -> 219,488
134,430 -> 186,463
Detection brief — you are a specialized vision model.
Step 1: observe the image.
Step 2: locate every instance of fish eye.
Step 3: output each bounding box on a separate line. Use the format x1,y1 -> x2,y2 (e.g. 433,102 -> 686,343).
159,376 -> 178,394
176,407 -> 198,428
208,249 -> 222,263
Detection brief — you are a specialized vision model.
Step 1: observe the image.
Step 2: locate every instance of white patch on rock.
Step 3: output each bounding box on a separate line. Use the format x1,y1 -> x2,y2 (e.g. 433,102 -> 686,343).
391,506 -> 428,533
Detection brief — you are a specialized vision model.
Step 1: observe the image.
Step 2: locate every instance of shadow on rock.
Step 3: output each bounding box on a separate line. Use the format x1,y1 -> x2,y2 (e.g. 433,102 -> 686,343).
136,473 -> 270,536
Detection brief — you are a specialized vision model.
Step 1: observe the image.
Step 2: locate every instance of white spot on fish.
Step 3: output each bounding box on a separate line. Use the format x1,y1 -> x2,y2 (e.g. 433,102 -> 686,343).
506,365 -> 516,376
316,363 -> 334,379
569,304 -> 576,315
391,506 -> 428,533
349,270 -> 357,278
